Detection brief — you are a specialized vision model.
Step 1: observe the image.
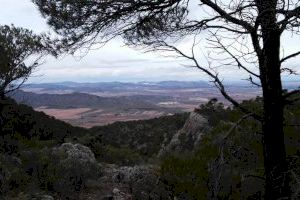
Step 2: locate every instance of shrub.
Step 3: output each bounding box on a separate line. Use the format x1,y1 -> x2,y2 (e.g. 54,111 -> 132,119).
0,154 -> 29,196
21,143 -> 102,199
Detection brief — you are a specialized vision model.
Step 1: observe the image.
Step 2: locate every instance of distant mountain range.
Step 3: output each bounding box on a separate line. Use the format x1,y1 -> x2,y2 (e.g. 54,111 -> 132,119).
23,80 -> 299,94
11,90 -> 172,110
23,81 -> 212,93
10,80 -> 298,127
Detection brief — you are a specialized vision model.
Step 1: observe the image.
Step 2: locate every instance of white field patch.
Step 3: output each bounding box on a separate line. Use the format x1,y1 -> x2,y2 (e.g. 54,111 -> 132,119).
188,97 -> 209,102
158,101 -> 179,106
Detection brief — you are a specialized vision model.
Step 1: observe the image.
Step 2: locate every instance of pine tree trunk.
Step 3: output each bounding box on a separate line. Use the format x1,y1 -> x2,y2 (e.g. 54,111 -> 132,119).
261,47 -> 290,199
257,0 -> 290,198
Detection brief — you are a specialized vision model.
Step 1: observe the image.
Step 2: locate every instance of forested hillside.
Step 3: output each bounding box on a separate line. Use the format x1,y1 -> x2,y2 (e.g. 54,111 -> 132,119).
0,97 -> 187,199
1,96 -> 300,199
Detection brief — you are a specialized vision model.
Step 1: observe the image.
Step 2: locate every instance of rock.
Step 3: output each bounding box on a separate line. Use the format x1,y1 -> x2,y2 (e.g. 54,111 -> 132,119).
21,193 -> 56,200
112,188 -> 121,194
96,164 -> 169,200
112,165 -> 168,200
112,188 -> 131,200
49,143 -> 101,199
53,143 -> 96,163
159,111 -> 209,156
51,143 -> 101,179
39,194 -> 55,200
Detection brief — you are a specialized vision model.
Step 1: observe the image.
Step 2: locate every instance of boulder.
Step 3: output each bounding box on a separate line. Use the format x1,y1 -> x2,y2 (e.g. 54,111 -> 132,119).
97,164 -> 169,200
53,143 -> 96,163
49,143 -> 101,199
113,165 -> 168,199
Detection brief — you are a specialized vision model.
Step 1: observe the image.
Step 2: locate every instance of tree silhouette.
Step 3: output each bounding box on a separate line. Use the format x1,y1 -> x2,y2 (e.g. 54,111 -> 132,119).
0,25 -> 55,98
0,24 -> 56,136
33,0 -> 300,198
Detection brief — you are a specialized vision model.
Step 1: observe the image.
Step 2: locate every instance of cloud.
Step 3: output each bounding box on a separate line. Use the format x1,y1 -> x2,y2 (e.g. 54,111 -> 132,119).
1,0 -> 300,83
0,0 -> 50,33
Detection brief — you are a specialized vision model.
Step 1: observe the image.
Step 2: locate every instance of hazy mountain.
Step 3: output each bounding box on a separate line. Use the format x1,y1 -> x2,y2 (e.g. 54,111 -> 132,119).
23,81 -> 212,93
11,90 -> 173,110
11,81 -> 266,127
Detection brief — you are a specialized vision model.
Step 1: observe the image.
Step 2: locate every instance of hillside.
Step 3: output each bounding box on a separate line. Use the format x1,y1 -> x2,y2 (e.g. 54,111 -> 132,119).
0,98 -> 189,199
0,97 -> 187,156
10,90 -> 183,127
1,96 -> 300,199
84,113 -> 189,165
0,98 -> 88,143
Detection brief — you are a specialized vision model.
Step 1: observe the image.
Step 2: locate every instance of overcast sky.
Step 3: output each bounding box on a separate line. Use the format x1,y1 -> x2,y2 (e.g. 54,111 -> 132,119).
0,0 -> 299,83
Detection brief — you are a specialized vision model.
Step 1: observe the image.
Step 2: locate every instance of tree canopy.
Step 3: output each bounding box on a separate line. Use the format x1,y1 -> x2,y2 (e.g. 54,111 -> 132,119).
33,0 -> 190,50
0,25 -> 56,97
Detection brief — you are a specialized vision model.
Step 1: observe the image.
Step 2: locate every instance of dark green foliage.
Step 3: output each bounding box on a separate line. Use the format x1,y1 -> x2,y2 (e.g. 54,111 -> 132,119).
195,98 -> 230,126
82,113 -> 189,164
284,96 -> 300,156
288,154 -> 300,199
77,133 -> 144,165
160,152 -> 214,200
20,145 -> 101,200
94,145 -> 143,166
2,96 -> 300,199
0,98 -> 188,198
0,25 -> 55,96
0,154 -> 30,196
0,98 -> 87,152
160,98 -> 300,199
0,99 -> 92,198
32,0 -> 188,52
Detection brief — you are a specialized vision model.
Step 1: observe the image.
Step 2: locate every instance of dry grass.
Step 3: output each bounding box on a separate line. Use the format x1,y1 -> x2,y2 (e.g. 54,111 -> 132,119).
36,107 -> 92,120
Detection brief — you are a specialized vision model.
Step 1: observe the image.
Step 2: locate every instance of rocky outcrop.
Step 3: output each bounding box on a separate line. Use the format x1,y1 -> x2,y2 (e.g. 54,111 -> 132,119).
52,143 -> 97,164
50,143 -> 101,197
159,111 -> 209,156
95,164 -> 169,200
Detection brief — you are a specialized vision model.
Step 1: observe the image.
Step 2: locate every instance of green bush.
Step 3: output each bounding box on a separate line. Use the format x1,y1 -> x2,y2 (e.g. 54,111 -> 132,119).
99,145 -> 143,166
160,153 -> 213,200
20,144 -> 102,199
160,99 -> 266,199
0,154 -> 30,197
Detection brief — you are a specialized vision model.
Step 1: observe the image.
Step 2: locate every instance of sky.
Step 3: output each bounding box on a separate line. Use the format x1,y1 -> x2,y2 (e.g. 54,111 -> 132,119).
0,0 -> 299,83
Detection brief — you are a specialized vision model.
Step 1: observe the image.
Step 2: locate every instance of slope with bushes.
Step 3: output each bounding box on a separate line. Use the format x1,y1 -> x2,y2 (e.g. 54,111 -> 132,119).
159,97 -> 300,199
1,96 -> 300,199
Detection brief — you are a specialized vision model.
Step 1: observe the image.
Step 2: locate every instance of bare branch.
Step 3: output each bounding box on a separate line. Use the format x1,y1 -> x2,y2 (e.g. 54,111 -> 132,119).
243,76 -> 262,87
281,51 -> 300,63
281,67 -> 298,75
200,0 -> 254,31
283,89 -> 300,99
223,113 -> 255,141
279,5 -> 300,31
155,40 -> 262,121
209,34 -> 261,79
283,89 -> 300,105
